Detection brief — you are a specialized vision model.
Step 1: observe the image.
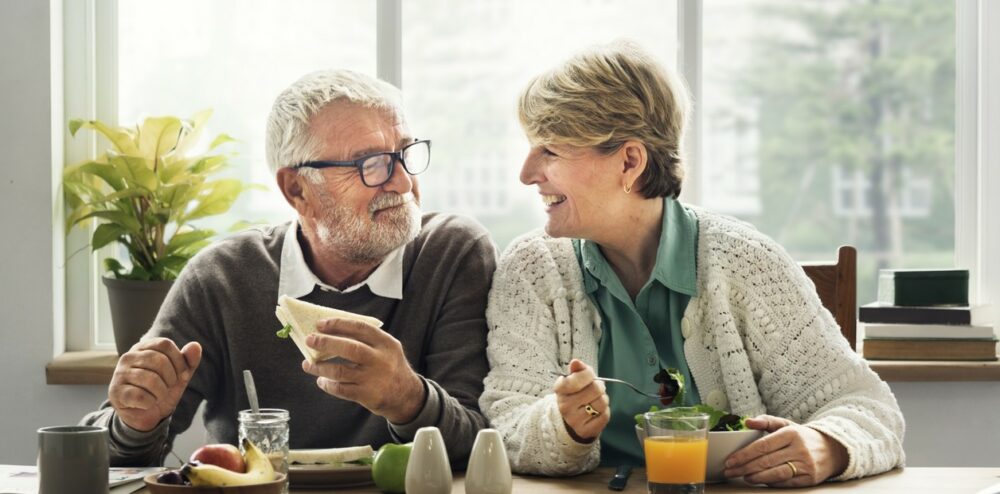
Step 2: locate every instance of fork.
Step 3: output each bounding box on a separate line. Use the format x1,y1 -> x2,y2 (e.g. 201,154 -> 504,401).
549,371 -> 661,399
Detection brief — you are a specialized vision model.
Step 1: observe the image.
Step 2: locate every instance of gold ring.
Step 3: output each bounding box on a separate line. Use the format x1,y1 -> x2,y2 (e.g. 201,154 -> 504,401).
786,461 -> 798,477
584,404 -> 601,417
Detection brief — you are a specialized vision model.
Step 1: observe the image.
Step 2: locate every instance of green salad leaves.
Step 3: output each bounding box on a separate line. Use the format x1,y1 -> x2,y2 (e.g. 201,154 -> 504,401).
653,367 -> 685,406
276,324 -> 292,339
635,404 -> 749,431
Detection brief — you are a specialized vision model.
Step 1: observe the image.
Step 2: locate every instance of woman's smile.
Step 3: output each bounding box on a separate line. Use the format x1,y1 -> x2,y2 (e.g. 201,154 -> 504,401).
542,193 -> 567,211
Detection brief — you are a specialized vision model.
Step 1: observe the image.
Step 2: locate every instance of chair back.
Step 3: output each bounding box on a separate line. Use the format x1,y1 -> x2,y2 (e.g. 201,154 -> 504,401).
800,246 -> 857,350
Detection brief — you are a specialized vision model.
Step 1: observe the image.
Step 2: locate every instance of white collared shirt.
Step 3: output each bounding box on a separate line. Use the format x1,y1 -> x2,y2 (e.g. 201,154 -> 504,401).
277,219 -> 404,301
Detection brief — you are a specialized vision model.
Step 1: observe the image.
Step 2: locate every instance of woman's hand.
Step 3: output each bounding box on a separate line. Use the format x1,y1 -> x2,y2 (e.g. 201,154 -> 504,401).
722,415 -> 849,487
553,359 -> 610,443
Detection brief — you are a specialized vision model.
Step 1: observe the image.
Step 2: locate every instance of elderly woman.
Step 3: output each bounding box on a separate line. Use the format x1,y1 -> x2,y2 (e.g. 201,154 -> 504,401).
479,41 -> 904,487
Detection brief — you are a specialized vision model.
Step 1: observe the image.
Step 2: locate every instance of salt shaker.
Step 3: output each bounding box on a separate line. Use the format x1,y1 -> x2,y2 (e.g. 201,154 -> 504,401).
405,426 -> 453,494
465,428 -> 512,494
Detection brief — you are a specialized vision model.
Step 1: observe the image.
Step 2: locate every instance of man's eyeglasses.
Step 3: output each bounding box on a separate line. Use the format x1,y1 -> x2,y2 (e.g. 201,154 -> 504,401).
294,139 -> 431,188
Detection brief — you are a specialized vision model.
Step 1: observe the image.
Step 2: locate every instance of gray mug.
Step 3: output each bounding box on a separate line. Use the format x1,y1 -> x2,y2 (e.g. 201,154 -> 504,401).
37,425 -> 109,494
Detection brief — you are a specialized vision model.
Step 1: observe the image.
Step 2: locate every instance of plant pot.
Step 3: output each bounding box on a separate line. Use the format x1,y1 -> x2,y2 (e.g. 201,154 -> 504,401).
102,277 -> 174,355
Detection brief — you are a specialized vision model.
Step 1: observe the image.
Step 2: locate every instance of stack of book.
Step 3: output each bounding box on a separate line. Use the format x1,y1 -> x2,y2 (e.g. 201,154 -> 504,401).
860,269 -> 997,361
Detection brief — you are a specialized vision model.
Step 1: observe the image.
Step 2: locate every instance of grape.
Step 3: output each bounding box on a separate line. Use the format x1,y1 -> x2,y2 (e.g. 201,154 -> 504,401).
156,470 -> 186,485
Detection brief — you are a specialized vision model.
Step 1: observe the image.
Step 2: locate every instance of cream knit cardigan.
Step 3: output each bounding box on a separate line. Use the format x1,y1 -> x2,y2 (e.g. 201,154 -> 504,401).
480,208 -> 905,479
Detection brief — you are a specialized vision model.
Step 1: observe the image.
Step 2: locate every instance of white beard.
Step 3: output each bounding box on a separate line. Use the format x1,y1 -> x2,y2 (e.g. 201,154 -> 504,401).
312,190 -> 421,264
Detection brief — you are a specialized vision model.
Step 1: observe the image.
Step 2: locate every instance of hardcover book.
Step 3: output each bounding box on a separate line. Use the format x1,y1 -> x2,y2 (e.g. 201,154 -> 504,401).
858,303 -> 993,326
876,269 -> 969,307
862,338 -> 998,361
862,323 -> 995,340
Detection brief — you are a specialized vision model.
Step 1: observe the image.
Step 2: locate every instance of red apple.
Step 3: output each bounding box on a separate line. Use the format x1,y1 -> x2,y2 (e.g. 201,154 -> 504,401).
189,444 -> 246,473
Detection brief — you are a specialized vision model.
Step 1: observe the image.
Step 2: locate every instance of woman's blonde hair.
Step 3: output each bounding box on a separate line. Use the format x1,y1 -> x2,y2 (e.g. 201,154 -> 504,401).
518,40 -> 690,198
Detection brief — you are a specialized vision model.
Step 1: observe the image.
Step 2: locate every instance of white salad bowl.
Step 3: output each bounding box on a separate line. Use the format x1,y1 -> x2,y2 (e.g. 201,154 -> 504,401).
636,424 -> 763,483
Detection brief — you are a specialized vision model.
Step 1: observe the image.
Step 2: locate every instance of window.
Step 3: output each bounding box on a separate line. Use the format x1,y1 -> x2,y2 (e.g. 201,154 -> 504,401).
64,0 -> 972,350
700,0 -> 956,303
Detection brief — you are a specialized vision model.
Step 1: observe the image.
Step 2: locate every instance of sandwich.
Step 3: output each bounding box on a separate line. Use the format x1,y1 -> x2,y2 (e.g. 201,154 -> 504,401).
288,445 -> 375,466
274,295 -> 383,364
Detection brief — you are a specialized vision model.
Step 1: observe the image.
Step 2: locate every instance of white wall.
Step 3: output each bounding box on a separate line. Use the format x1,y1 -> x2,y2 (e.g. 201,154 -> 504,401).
890,382 -> 1000,467
0,0 -> 997,469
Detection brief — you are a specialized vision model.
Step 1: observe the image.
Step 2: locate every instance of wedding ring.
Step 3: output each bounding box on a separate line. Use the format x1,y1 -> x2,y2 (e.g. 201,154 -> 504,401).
584,404 -> 601,417
786,461 -> 798,477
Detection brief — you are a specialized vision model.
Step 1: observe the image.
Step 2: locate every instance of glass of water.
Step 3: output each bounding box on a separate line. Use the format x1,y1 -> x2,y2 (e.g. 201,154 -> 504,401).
238,408 -> 289,492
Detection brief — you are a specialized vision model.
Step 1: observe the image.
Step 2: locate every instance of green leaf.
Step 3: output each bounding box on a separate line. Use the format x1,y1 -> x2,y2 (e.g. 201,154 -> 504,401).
689,404 -> 728,430
189,155 -> 229,175
125,264 -> 152,281
108,155 -> 158,191
158,158 -> 192,184
635,405 -> 660,427
188,109 -> 213,128
65,203 -> 95,232
103,257 -> 126,278
78,162 -> 126,191
91,223 -> 128,250
68,119 -> 84,136
63,178 -> 107,206
208,133 -> 237,150
181,179 -> 244,221
137,116 -> 183,163
159,182 -> 195,211
165,229 -> 215,256
101,187 -> 149,204
73,120 -> 139,155
151,255 -> 188,280
78,210 -> 142,233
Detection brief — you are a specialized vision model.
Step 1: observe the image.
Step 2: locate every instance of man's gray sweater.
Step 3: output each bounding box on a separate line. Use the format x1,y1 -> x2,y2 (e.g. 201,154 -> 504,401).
81,213 -> 496,467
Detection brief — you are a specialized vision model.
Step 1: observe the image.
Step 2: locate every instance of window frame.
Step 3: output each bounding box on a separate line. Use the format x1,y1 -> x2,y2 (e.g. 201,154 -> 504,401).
60,0 -> 993,351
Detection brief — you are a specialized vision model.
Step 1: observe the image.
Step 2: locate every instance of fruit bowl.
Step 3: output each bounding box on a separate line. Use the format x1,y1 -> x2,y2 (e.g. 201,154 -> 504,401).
636,425 -> 763,482
143,472 -> 286,494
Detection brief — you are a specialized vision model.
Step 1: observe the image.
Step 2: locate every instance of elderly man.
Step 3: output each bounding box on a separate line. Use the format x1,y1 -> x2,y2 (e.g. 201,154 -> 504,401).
81,69 -> 497,466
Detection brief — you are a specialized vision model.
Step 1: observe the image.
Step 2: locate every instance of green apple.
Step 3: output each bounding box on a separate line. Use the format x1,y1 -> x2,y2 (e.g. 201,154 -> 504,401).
372,442 -> 412,494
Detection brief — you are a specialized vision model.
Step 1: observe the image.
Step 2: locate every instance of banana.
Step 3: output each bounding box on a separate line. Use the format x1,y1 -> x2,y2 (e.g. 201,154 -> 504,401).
182,438 -> 276,487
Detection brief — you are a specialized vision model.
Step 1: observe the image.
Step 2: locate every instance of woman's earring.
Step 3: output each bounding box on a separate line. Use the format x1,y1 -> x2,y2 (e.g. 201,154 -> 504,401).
624,183 -> 632,194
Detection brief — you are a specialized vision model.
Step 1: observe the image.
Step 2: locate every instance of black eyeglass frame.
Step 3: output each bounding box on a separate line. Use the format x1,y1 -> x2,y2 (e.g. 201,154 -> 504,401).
293,139 -> 432,188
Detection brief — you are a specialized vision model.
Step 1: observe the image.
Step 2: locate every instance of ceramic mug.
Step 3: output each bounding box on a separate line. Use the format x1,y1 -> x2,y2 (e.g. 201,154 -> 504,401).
465,429 -> 512,494
37,425 -> 109,494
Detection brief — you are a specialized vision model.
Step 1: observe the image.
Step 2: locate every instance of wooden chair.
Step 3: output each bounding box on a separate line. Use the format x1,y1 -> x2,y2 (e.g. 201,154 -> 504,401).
800,246 -> 858,350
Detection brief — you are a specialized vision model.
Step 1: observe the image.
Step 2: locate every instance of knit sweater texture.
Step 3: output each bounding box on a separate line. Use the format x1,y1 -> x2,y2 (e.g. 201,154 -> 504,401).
82,213 -> 496,467
480,207 -> 905,479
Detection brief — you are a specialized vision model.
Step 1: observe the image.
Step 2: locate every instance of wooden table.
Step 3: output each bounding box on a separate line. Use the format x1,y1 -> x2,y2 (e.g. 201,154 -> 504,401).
131,466 -> 1000,493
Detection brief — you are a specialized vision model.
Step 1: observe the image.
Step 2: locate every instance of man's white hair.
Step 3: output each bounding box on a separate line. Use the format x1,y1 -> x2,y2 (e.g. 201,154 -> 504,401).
265,69 -> 403,176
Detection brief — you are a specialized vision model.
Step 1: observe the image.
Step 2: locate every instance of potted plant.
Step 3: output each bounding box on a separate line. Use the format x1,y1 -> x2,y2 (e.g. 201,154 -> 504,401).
63,110 -> 254,354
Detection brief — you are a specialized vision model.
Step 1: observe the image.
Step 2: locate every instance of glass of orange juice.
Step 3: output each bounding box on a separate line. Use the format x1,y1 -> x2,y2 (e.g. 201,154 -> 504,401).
643,409 -> 710,494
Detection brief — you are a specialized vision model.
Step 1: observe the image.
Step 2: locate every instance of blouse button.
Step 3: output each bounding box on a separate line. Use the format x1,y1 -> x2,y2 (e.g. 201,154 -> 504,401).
646,354 -> 657,366
707,390 -> 728,410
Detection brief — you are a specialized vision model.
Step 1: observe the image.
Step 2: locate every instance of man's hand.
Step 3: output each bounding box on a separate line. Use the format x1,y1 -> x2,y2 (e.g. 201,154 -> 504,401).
302,318 -> 425,424
108,338 -> 202,432
553,359 -> 610,443
722,414 -> 849,487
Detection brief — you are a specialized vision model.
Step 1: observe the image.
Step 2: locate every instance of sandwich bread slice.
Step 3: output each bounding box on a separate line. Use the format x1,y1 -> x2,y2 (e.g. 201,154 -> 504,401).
288,445 -> 375,466
274,295 -> 383,363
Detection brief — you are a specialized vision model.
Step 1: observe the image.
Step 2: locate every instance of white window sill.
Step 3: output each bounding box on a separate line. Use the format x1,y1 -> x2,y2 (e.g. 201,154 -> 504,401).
45,351 -> 1000,385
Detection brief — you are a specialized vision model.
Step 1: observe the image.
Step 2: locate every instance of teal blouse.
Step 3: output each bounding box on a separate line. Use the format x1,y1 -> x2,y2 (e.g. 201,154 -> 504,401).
572,197 -> 701,467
